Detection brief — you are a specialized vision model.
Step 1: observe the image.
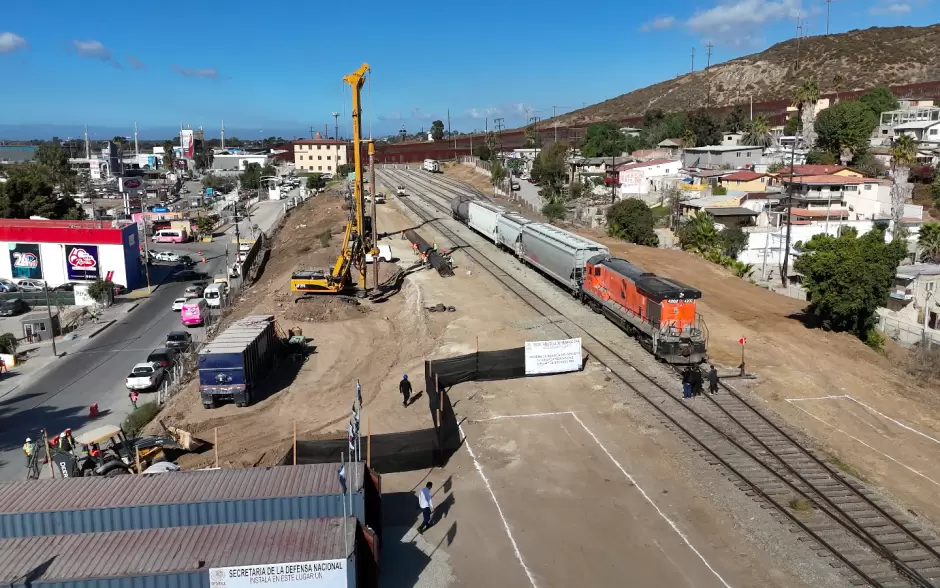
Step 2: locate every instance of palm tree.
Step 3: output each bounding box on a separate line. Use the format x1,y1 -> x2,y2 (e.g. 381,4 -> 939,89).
832,73 -> 845,103
742,115 -> 774,148
793,77 -> 821,148
681,128 -> 697,149
678,211 -> 721,254
918,222 -> 940,263
890,133 -> 918,238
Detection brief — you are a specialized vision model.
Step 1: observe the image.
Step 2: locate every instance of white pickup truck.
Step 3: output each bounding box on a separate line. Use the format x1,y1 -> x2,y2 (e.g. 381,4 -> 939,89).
125,362 -> 166,391
396,185 -> 406,196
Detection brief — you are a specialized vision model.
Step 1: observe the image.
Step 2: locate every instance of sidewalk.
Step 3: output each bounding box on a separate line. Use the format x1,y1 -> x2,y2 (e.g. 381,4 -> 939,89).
0,301 -> 138,402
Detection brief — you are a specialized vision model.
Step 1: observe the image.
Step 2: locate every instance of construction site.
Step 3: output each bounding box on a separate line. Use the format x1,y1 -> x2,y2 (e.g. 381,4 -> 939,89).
4,64 -> 940,588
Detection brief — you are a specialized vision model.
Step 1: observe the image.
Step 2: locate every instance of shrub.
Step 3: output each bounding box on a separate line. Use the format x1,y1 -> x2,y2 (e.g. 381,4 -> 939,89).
123,402 -> 160,437
606,199 -> 659,246
541,199 -> 566,223
87,280 -> 116,304
0,332 -> 18,355
318,230 -> 332,248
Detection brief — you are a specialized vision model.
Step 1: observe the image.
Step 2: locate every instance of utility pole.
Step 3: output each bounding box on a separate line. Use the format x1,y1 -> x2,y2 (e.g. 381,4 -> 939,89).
705,42 -> 713,69
447,109 -> 454,161
826,0 -> 832,35
333,112 -> 340,140
781,133 -> 799,288
552,105 -> 558,143
221,119 -> 225,150
133,121 -> 139,155
494,117 -> 505,157
795,13 -> 804,72
43,285 -> 57,357
691,47 -> 695,73
84,125 -> 90,159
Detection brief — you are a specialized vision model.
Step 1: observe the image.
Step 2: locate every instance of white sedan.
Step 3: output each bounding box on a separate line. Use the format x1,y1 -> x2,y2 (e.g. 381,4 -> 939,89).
171,297 -> 187,311
155,251 -> 181,263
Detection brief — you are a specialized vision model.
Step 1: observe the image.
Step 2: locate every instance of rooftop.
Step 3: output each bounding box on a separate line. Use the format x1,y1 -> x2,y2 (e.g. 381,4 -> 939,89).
721,171 -> 766,182
704,206 -> 760,217
774,164 -> 854,176
293,139 -> 346,146
0,219 -> 124,230
682,195 -> 741,208
683,168 -> 732,178
616,158 -> 678,171
0,518 -> 355,584
789,208 -> 850,218
894,120 -> 940,130
897,263 -> 940,278
782,174 -> 866,185
683,144 -> 762,152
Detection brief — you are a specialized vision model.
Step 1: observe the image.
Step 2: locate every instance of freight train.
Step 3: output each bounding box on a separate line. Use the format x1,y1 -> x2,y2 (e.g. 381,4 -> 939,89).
451,196 -> 707,364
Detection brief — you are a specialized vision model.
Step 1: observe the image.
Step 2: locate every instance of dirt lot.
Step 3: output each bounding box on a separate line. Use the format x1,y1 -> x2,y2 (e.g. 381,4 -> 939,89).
151,185 -> 848,587
443,162 -> 940,533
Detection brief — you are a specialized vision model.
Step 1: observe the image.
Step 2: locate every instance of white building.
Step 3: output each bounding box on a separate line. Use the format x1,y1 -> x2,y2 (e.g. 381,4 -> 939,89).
212,152 -> 271,171
616,158 -> 682,198
292,134 -> 349,174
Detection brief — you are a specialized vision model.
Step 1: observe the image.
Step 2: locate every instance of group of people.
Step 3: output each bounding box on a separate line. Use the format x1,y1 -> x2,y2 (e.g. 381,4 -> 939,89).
22,428 -> 80,479
682,365 -> 720,399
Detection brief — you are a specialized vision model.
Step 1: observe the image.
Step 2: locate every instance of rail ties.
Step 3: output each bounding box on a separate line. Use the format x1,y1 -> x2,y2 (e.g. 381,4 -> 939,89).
385,167 -> 940,588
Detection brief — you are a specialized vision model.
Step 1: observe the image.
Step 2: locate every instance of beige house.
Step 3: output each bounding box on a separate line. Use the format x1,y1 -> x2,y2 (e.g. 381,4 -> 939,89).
293,134 -> 348,174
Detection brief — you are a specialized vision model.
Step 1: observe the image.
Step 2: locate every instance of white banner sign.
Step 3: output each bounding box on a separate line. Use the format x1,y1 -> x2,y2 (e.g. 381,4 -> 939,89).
209,559 -> 347,588
524,338 -> 583,375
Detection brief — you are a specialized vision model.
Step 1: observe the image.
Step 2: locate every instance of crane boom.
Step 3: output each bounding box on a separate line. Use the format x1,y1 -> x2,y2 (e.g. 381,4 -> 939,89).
344,63 -> 369,291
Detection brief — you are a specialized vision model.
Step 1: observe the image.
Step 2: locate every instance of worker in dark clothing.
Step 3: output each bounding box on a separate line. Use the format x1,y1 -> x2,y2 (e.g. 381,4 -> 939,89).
58,431 -> 73,452
708,365 -> 720,395
690,368 -> 704,397
400,375 -> 413,407
681,367 -> 693,399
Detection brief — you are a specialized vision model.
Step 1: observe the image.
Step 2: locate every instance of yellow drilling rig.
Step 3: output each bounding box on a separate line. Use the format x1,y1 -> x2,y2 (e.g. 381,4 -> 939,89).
290,63 -> 376,298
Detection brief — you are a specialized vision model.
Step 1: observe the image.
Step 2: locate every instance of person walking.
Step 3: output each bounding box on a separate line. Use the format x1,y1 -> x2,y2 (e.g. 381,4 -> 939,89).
681,367 -> 692,399
417,481 -> 434,533
708,365 -> 720,395
23,437 -> 39,480
399,375 -> 412,407
691,367 -> 704,397
0,356 -> 7,373
129,390 -> 139,409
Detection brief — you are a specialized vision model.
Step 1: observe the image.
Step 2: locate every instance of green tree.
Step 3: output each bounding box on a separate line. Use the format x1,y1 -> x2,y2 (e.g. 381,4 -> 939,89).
506,158 -> 523,175
34,144 -> 70,180
767,162 -> 784,173
581,122 -> 628,158
853,152 -> 887,178
87,279 -> 116,304
859,84 -> 899,119
918,222 -> 940,263
192,216 -> 216,236
336,164 -> 354,177
490,159 -> 507,188
814,100 -> 878,161
784,113 -> 800,136
719,227 -> 748,259
0,333 -> 18,355
162,140 -> 176,170
742,115 -> 773,147
202,174 -> 236,193
430,120 -> 445,141
794,226 -> 906,340
606,199 -> 659,246
240,162 -> 263,190
677,211 -> 722,254
712,184 -> 728,195
624,134 -> 648,154
474,145 -> 492,161
0,165 -> 83,219
794,77 -> 821,147
724,104 -> 747,133
687,108 -> 722,146
641,112 -> 688,146
531,142 -> 568,201
541,199 -> 566,223
805,150 -> 838,165
569,182 -> 584,200
832,73 -> 846,103
306,173 -> 325,190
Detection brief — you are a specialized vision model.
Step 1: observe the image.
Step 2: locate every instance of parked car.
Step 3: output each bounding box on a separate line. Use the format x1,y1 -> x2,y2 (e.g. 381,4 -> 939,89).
238,242 -> 252,252
13,278 -> 46,292
0,298 -> 27,317
53,282 -> 81,292
171,297 -> 187,311
165,330 -> 193,351
0,279 -> 19,292
125,362 -> 166,391
177,254 -> 195,266
184,284 -> 204,298
155,251 -> 181,263
511,181 -> 521,191
146,347 -> 178,368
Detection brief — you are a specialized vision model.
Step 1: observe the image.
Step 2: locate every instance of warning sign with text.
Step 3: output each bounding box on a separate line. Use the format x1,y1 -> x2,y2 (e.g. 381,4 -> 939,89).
209,559 -> 347,588
524,338 -> 583,375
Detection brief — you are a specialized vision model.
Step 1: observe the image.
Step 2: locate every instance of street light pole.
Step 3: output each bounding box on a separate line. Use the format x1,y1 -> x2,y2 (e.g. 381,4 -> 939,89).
140,221 -> 152,295
43,285 -> 58,357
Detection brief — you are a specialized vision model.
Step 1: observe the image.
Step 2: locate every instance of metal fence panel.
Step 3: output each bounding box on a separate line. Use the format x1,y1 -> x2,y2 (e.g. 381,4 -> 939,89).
0,291 -> 75,306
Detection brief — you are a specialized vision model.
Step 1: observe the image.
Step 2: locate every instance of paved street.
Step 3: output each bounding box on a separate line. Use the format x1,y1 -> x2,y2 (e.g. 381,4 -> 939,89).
0,197 -> 290,481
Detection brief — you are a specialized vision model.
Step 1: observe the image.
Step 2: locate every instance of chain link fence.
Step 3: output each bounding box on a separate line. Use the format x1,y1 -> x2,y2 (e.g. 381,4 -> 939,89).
876,314 -> 940,348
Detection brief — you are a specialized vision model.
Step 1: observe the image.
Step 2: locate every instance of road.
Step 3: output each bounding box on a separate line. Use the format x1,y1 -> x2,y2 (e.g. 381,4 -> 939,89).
0,197 -> 291,481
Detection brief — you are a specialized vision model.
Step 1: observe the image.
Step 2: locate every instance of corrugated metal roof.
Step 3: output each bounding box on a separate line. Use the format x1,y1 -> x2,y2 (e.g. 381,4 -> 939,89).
523,223 -> 608,252
0,463 -> 362,514
0,518 -> 355,584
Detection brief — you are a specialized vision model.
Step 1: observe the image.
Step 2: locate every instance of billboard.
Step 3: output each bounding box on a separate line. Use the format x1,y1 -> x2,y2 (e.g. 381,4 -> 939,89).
120,177 -> 143,192
9,244 -> 43,279
65,245 -> 100,280
181,129 -> 195,158
209,560 -> 347,588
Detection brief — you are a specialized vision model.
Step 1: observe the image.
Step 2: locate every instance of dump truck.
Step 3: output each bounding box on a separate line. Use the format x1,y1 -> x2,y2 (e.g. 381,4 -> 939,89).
198,315 -> 282,409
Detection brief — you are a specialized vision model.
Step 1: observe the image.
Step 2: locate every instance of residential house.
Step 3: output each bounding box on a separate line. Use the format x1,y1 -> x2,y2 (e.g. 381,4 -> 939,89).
657,139 -> 684,157
616,158 -> 682,197
780,174 -> 864,226
718,171 -> 774,192
631,148 -> 673,161
872,106 -> 940,147
721,132 -> 744,147
703,206 -> 761,228
773,164 -> 863,178
681,145 -> 763,170
568,156 -> 612,184
884,264 -> 940,331
292,134 -> 349,174
681,168 -> 731,192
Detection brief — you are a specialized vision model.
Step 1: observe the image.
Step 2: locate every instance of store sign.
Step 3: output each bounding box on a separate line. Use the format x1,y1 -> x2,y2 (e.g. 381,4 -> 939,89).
121,178 -> 143,192
209,559 -> 347,588
65,245 -> 100,280
9,244 -> 43,279
524,338 -> 583,375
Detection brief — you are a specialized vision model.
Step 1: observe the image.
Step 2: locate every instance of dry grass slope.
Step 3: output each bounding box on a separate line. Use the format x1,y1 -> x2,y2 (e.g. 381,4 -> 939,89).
556,24 -> 940,124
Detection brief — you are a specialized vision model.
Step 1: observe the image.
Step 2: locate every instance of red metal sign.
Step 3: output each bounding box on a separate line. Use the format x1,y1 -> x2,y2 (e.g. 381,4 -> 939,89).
738,337 -> 747,345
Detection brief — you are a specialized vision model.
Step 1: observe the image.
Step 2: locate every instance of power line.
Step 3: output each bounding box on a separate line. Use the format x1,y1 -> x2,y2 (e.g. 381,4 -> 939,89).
826,0 -> 832,35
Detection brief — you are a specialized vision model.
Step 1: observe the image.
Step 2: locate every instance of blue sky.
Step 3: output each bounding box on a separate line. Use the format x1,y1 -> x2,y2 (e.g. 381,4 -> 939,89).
0,0 -> 932,140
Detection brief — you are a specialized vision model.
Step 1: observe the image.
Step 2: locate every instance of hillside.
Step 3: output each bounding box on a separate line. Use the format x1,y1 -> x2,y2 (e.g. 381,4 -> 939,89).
556,24 -> 940,125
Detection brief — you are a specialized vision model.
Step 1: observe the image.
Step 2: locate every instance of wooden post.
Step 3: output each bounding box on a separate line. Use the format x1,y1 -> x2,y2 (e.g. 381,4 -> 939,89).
135,446 -> 142,474
214,427 -> 219,468
43,429 -> 55,478
293,421 -> 297,466
367,417 -> 372,468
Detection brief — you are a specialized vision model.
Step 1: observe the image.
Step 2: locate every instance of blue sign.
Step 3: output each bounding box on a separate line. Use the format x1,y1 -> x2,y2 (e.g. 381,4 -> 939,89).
152,207 -> 168,213
65,245 -> 100,281
205,188 -> 214,196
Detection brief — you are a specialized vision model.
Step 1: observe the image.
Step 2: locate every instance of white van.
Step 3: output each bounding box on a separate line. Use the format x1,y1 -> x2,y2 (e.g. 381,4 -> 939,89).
203,282 -> 227,308
422,159 -> 440,173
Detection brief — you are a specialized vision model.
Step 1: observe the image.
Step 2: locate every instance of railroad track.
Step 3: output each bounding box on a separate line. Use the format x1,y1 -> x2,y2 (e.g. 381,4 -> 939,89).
379,166 -> 940,588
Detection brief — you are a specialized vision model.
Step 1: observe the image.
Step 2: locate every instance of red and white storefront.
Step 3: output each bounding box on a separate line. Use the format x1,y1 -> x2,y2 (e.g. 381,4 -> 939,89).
0,219 -> 143,290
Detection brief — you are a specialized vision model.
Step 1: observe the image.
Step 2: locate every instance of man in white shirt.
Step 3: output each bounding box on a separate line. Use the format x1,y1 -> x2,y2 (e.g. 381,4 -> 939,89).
417,481 -> 434,533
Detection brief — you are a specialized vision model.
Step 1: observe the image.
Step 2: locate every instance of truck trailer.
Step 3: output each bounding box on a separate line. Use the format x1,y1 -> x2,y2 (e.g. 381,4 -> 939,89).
198,315 -> 281,408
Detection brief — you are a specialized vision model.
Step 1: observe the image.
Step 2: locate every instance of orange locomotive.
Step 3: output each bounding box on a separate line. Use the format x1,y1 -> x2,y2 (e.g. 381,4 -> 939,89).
582,256 -> 707,364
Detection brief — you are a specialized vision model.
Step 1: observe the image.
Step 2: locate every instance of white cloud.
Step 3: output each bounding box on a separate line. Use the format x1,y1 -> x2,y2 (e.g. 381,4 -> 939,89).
126,55 -> 146,70
378,112 -> 402,122
173,64 -> 220,78
465,107 -> 502,119
687,0 -> 802,35
869,1 -> 911,14
0,32 -> 27,54
641,16 -> 676,32
73,40 -> 112,61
